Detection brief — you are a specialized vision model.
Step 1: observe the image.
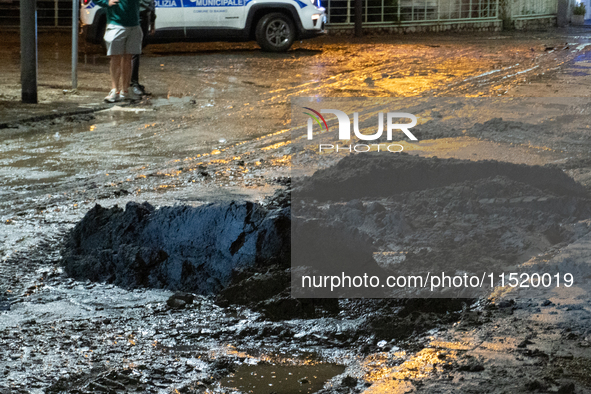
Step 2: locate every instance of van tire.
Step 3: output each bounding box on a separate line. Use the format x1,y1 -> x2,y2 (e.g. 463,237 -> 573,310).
255,12 -> 295,52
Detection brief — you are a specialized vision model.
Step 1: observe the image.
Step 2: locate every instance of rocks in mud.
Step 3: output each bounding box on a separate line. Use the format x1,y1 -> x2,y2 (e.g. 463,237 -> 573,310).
518,339 -> 534,348
557,382 -> 576,394
167,292 -> 195,309
315,374 -> 371,394
341,375 -> 358,387
209,358 -> 236,378
360,300 -> 463,341
62,200 -> 290,295
217,266 -> 339,320
0,292 -> 10,311
524,379 -> 547,391
216,265 -> 291,307
47,369 -> 144,394
457,363 -> 485,372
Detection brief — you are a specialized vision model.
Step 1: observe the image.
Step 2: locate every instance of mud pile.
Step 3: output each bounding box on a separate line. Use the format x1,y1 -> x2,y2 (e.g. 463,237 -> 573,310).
295,152 -> 586,201
293,154 -> 591,297
62,200 -> 290,294
62,153 -> 591,301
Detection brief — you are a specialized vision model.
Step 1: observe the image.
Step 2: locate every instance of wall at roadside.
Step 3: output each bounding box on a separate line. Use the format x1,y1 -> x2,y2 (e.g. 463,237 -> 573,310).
327,20 -> 502,35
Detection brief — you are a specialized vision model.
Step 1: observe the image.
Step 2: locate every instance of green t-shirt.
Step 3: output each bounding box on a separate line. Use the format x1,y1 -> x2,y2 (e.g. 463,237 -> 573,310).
95,0 -> 140,27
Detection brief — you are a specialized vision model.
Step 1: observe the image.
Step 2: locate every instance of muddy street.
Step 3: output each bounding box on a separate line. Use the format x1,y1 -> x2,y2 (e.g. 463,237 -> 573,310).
1,28 -> 591,394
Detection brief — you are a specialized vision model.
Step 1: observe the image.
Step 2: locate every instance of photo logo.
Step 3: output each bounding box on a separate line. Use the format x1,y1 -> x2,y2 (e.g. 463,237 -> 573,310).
303,107 -> 329,133
305,109 -> 418,141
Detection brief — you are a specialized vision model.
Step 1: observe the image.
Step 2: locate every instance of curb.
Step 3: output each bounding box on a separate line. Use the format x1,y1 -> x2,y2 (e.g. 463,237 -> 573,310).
0,102 -> 131,130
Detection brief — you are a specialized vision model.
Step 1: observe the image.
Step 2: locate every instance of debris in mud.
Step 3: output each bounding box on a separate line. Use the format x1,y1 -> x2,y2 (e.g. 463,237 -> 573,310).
0,292 -> 10,311
167,292 -> 196,308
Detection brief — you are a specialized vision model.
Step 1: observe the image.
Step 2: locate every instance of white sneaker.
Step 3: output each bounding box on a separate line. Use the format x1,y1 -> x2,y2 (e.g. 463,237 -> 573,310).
121,90 -> 140,101
104,89 -> 119,103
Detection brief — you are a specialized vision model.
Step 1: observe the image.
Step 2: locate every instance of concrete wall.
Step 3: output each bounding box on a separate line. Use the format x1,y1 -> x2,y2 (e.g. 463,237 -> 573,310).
513,15 -> 557,28
327,20 -> 502,34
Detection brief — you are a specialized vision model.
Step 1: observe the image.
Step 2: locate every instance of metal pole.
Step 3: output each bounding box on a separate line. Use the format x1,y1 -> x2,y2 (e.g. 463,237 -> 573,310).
355,0 -> 363,36
346,0 -> 351,23
72,0 -> 79,89
20,0 -> 38,104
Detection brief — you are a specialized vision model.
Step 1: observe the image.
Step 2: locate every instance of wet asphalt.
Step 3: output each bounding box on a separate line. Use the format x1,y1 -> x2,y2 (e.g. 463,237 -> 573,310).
1,28 -> 591,393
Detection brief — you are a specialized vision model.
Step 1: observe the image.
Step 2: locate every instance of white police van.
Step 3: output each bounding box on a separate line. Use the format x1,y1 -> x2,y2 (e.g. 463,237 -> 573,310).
80,0 -> 326,52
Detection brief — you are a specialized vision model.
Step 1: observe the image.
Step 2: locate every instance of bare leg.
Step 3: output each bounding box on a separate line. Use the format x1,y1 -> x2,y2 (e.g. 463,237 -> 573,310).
120,54 -> 133,92
110,54 -> 122,91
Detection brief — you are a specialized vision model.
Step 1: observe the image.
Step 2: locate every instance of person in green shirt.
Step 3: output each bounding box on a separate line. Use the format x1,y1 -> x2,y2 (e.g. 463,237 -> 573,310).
94,0 -> 143,103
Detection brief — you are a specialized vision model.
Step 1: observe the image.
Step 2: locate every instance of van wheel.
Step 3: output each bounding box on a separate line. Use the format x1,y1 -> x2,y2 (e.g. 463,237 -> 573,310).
255,13 -> 295,52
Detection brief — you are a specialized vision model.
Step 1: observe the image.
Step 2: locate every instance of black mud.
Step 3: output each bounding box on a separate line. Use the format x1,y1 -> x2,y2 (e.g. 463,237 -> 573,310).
295,153 -> 587,201
293,154 -> 591,297
62,201 -> 290,294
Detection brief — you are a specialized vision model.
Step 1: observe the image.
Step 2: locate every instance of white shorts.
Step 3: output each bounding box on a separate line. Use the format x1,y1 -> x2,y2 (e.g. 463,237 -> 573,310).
104,24 -> 143,56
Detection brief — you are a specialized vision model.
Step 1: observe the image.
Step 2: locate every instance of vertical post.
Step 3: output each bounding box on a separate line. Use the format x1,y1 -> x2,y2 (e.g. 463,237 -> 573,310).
355,0 -> 363,35
346,0 -> 351,23
72,0 -> 79,89
437,0 -> 440,20
55,0 -> 59,26
20,0 -> 38,104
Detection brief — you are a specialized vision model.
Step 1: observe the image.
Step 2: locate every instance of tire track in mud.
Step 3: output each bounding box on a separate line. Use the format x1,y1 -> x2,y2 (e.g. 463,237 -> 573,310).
439,42 -> 591,96
256,43 -> 566,101
256,41 -> 591,103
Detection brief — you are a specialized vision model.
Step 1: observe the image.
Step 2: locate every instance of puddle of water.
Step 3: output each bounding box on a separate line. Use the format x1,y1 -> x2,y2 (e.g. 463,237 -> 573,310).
221,363 -> 345,394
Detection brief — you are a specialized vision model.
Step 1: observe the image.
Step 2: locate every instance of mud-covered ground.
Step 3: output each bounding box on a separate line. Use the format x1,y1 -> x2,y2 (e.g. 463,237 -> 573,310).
1,29 -> 591,393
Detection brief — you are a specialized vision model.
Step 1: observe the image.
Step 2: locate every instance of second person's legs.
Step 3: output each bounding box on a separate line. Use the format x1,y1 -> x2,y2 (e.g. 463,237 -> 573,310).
130,54 -> 140,88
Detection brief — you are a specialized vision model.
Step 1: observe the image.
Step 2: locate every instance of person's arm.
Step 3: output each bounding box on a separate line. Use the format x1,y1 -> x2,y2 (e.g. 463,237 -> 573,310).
149,0 -> 156,34
94,0 -> 119,7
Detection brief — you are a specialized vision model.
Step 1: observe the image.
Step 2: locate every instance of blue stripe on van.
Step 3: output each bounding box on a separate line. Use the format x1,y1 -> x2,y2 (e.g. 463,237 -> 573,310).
292,0 -> 308,7
159,0 -> 308,8
182,0 -> 252,6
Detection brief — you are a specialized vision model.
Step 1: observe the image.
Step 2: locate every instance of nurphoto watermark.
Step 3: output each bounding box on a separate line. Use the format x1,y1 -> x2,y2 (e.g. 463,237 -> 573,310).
291,97 -> 589,298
